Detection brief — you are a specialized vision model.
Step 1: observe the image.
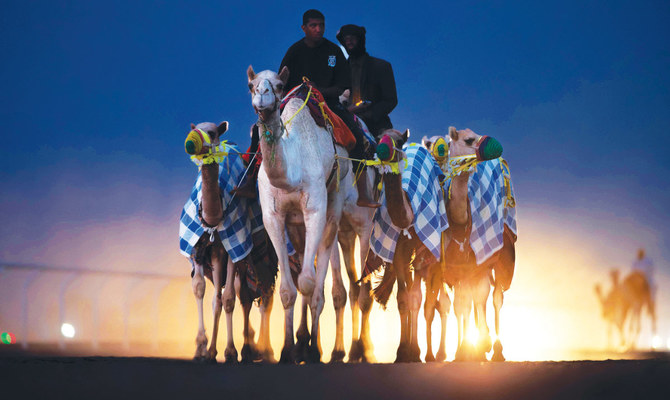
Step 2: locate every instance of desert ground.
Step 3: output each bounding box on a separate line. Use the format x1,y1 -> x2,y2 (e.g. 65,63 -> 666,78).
2,353 -> 669,400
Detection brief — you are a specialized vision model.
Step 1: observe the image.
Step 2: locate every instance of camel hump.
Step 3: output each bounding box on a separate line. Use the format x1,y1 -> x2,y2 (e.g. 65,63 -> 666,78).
624,271 -> 650,295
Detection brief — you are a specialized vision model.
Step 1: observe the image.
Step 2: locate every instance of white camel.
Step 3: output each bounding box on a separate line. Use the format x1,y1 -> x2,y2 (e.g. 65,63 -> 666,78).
247,66 -> 348,363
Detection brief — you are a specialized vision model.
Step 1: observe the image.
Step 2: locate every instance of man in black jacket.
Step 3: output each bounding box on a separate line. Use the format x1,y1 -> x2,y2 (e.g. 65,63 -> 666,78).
336,24 -> 398,138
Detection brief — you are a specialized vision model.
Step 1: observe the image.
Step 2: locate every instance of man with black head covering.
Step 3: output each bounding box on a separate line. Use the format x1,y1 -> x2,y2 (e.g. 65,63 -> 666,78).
337,24 -> 398,138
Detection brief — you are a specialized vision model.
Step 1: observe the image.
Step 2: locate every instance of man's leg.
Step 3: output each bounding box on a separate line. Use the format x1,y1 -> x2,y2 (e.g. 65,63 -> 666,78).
330,104 -> 380,208
231,124 -> 261,199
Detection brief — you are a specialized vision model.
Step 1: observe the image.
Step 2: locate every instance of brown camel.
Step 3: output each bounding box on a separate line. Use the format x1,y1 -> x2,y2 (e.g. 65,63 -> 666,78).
428,127 -> 514,362
181,121 -> 277,363
595,269 -> 656,349
366,129 -> 450,363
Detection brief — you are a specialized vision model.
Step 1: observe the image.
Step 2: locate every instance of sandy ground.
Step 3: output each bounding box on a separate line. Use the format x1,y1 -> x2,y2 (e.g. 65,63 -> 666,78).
1,355 -> 669,400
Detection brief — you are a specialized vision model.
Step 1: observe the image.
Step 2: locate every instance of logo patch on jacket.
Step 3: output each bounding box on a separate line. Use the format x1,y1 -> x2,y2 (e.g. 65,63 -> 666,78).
328,55 -> 336,67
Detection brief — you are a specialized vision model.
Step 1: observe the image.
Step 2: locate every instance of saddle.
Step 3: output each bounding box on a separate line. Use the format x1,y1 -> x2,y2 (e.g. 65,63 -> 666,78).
280,82 -> 356,151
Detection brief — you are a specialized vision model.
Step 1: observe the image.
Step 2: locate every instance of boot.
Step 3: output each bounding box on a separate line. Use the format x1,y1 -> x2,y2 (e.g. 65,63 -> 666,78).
231,160 -> 259,199
356,171 -> 381,208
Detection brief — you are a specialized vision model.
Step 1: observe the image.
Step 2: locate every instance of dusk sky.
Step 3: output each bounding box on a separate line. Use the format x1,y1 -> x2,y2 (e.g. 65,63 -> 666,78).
1,0 -> 669,357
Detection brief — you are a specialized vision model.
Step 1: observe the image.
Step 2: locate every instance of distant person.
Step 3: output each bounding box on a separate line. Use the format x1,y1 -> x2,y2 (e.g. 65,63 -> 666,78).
632,248 -> 656,298
278,9 -> 379,208
336,24 -> 398,139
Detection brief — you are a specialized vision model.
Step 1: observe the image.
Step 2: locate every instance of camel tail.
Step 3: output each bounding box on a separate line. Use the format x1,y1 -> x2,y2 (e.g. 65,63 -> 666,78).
373,267 -> 397,309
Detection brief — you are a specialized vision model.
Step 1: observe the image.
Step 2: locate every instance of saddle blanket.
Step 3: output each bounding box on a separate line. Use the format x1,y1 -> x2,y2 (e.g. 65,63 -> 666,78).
179,144 -> 265,263
370,143 -> 448,263
450,158 -> 517,265
281,83 -> 356,151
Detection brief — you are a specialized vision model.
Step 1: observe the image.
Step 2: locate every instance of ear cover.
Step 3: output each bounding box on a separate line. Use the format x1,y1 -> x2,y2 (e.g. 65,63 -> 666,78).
431,137 -> 448,163
475,136 -> 503,160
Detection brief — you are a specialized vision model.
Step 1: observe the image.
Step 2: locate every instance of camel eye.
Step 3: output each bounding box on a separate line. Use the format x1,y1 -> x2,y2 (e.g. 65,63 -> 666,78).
248,83 -> 254,92
276,83 -> 284,92
465,138 -> 475,146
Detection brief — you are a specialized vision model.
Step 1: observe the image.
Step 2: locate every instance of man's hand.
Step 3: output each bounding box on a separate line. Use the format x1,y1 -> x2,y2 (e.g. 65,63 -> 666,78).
347,100 -> 371,113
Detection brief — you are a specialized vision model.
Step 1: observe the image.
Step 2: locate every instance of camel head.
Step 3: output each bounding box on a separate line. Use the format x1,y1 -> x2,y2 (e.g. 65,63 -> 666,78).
376,128 -> 410,162
448,126 -> 503,160
184,121 -> 229,155
247,65 -> 289,122
421,135 -> 449,165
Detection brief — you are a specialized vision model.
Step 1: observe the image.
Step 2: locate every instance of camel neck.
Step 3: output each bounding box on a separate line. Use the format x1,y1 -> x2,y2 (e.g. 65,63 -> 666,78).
200,162 -> 223,227
383,171 -> 413,229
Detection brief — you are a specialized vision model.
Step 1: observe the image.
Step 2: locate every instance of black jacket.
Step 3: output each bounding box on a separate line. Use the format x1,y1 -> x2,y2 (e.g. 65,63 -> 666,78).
349,54 -> 398,137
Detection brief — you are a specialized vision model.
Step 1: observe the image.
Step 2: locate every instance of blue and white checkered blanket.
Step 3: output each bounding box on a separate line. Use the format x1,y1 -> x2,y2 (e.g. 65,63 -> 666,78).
452,158 -> 517,265
179,145 -> 264,263
370,144 -> 448,263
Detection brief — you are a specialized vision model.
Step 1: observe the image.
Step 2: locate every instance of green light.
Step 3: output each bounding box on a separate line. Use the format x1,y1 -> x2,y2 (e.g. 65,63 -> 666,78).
1,332 -> 16,344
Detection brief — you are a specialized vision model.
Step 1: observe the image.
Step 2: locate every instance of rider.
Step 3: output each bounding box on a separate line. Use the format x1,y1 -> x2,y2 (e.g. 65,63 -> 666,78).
632,248 -> 656,299
336,24 -> 398,139
233,9 -> 379,208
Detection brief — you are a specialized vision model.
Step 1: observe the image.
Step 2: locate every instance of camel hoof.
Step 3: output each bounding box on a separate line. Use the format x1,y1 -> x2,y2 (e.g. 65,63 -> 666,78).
224,348 -> 238,364
425,352 -> 436,363
436,349 -> 447,362
279,346 -> 295,364
410,345 -> 422,363
330,350 -> 345,363
491,340 -> 505,362
241,344 -> 261,364
395,343 -> 410,363
308,344 -> 322,364
361,350 -> 376,364
348,340 -> 363,362
262,350 -> 277,364
348,340 -> 363,363
298,274 -> 315,296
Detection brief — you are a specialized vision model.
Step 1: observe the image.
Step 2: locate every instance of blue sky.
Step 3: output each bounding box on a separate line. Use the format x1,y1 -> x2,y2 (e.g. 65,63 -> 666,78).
1,0 -> 669,279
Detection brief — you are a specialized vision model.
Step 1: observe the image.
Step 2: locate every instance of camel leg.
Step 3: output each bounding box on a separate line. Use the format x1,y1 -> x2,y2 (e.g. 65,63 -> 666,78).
435,284 -> 451,362
358,280 -> 376,363
191,260 -> 208,361
308,233 -> 338,363
339,230 -> 362,362
295,293 -> 310,364
491,282 -> 505,361
408,272 -> 423,362
221,256 -> 237,363
424,275 -> 438,362
453,282 -> 471,361
205,246 -> 225,362
357,231 -> 376,363
260,213 -> 296,364
237,274 -> 259,363
394,262 -> 411,363
473,274 -> 491,360
299,192 -> 328,296
329,241 -> 347,363
257,289 -> 276,363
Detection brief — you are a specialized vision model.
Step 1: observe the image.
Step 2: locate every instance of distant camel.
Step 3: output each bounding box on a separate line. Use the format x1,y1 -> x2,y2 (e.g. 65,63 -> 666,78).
595,269 -> 656,349
181,122 -> 277,363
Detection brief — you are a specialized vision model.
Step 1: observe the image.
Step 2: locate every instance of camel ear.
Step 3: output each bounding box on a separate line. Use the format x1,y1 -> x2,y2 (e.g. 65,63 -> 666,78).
448,126 -> 458,141
421,135 -> 432,149
190,123 -> 196,130
278,66 -> 290,86
403,129 -> 410,141
247,65 -> 256,82
217,121 -> 229,135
